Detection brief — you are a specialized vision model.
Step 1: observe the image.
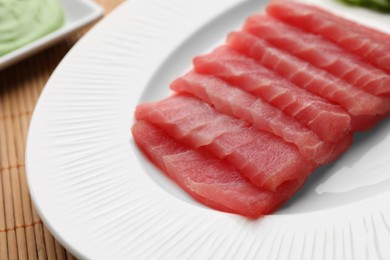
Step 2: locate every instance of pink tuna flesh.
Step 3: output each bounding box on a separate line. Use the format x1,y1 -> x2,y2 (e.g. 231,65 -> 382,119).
132,120 -> 306,218
135,95 -> 315,191
227,31 -> 390,130
244,14 -> 390,97
171,71 -> 352,164
266,2 -> 390,75
193,46 -> 352,141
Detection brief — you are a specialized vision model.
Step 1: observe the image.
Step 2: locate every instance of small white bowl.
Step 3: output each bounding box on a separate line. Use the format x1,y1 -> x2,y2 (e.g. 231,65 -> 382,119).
0,0 -> 103,70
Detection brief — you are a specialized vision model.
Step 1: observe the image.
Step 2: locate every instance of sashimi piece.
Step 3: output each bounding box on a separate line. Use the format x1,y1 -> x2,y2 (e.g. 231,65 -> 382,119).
135,95 -> 315,191
244,15 -> 390,97
227,31 -> 390,130
266,2 -> 390,75
193,46 -> 351,141
171,71 -> 352,164
132,120 -> 306,218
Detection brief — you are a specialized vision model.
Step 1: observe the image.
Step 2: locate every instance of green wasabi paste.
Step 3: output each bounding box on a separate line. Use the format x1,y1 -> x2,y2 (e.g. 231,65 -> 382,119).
0,0 -> 64,56
338,0 -> 390,13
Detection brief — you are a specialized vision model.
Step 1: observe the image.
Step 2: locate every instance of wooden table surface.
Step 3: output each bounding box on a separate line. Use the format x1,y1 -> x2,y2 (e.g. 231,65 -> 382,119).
0,1 -> 123,259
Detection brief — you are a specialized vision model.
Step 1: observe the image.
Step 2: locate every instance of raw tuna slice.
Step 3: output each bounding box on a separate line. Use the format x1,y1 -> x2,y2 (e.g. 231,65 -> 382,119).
193,46 -> 351,141
244,15 -> 390,97
135,95 -> 315,191
132,120 -> 306,218
227,31 -> 390,130
171,71 -> 352,164
266,2 -> 390,75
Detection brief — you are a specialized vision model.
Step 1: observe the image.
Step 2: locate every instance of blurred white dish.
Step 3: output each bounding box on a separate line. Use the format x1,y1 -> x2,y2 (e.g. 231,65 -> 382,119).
0,0 -> 103,70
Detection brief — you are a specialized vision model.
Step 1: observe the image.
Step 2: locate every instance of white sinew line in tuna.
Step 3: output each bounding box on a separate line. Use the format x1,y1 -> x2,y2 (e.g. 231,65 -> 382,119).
135,95 -> 315,191
193,46 -> 351,141
171,71 -> 352,165
244,15 -> 390,97
227,31 -> 390,131
132,120 -> 306,218
266,2 -> 390,76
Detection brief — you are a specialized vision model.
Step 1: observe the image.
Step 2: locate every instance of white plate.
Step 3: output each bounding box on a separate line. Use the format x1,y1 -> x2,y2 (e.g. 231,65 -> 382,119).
26,0 -> 390,259
0,0 -> 103,70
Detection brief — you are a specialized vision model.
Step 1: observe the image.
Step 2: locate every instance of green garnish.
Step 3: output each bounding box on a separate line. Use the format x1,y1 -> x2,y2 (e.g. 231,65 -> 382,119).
0,0 -> 64,57
338,0 -> 390,13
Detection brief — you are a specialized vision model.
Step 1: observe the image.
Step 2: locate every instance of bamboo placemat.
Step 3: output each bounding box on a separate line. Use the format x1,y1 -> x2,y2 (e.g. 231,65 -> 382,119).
0,1 -> 123,259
